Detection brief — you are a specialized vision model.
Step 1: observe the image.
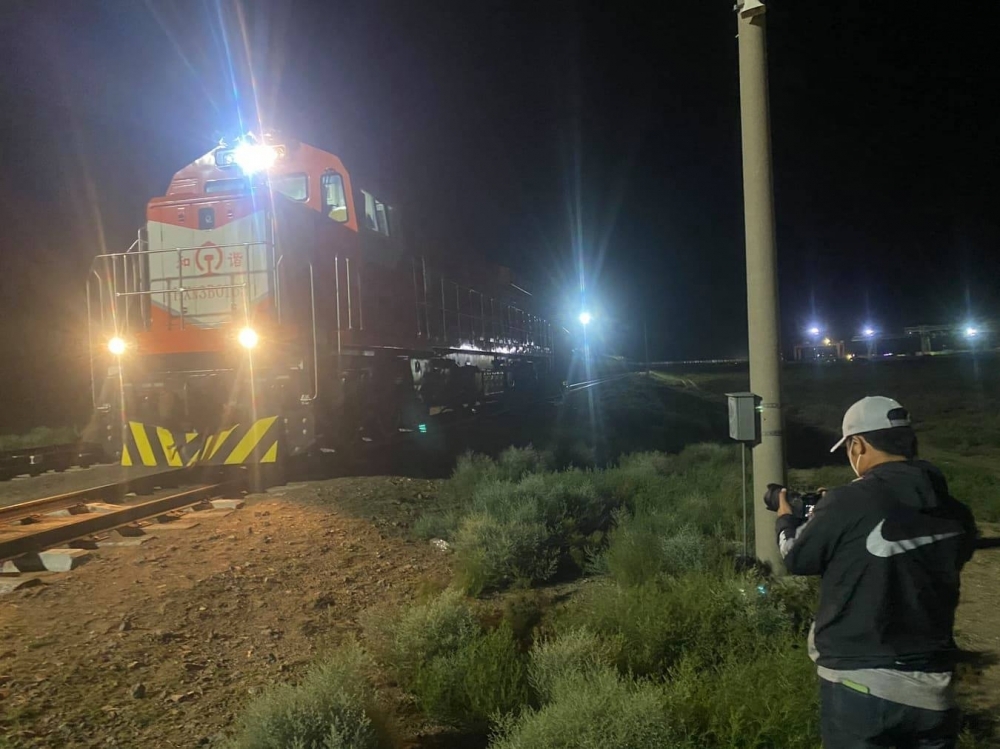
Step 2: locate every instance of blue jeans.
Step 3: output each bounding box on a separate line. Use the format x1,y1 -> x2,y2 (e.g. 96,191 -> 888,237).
821,679 -> 960,749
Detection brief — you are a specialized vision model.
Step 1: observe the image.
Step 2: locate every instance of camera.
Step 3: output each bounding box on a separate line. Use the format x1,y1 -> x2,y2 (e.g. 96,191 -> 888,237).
763,484 -> 823,519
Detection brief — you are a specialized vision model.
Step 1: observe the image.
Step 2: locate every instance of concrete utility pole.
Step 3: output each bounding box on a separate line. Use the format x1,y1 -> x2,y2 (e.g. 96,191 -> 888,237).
736,0 -> 785,570
644,319 -> 650,375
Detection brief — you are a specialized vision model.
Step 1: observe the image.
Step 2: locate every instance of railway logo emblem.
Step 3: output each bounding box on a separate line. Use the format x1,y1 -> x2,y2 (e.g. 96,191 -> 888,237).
195,243 -> 224,274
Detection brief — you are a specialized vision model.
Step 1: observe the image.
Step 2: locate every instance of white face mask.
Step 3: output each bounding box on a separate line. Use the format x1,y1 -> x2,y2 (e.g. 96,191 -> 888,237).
848,440 -> 862,477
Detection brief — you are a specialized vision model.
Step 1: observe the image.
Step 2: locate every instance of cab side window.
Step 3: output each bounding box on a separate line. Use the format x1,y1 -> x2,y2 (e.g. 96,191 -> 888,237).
322,171 -> 349,223
362,189 -> 391,236
271,173 -> 308,202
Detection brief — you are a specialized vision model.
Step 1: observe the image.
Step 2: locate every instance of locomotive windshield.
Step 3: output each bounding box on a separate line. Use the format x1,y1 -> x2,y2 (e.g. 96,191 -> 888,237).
204,173 -> 308,201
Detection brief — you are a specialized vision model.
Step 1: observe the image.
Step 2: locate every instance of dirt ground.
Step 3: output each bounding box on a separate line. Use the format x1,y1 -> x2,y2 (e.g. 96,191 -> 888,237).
953,525 -> 1000,731
0,477 -> 451,748
2,472 -> 999,747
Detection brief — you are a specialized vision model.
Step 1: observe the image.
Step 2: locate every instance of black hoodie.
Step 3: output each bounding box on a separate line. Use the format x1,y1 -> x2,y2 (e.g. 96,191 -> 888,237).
776,460 -> 977,671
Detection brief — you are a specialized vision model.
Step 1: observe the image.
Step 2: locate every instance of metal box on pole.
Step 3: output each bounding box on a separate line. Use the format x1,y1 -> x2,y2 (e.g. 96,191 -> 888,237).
727,391 -> 761,560
727,392 -> 761,444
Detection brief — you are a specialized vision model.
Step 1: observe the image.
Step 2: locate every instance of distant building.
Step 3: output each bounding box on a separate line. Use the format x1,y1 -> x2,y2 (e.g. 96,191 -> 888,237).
793,339 -> 845,361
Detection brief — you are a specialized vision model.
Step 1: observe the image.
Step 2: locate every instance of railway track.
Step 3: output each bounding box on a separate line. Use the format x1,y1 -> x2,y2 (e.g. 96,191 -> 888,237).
1,376 -> 627,563
0,468 -> 243,564
0,442 -> 107,481
562,373 -> 630,394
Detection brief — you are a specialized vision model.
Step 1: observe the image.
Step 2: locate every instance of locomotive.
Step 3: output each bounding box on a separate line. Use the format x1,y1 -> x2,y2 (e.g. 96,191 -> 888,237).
85,133 -> 558,482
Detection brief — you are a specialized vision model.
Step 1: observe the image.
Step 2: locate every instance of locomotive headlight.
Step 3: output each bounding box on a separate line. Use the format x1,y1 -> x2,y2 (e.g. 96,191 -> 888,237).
238,327 -> 259,349
108,336 -> 127,356
233,142 -> 278,175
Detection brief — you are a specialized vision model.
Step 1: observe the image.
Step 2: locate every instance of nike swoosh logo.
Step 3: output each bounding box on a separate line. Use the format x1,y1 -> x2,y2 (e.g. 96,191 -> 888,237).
866,519 -> 962,558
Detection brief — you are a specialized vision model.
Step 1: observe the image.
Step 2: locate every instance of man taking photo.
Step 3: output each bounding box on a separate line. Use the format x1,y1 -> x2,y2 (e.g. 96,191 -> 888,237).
776,396 -> 977,749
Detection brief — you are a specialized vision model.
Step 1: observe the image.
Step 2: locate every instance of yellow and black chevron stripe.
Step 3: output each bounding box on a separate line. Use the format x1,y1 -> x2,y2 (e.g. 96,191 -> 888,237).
121,417 -> 281,467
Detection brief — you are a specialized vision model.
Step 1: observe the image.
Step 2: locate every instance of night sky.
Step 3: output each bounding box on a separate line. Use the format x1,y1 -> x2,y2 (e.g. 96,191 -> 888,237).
0,1 -> 997,430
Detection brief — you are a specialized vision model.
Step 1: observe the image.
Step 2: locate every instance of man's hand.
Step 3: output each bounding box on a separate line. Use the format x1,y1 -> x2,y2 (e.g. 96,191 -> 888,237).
777,488 -> 794,518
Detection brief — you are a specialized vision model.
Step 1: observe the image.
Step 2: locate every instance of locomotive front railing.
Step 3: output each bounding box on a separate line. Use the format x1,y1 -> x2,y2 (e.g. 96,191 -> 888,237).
90,240 -> 272,333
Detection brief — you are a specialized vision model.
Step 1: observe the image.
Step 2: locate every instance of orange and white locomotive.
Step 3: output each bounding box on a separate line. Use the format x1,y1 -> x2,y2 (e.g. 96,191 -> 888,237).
86,133 -> 556,480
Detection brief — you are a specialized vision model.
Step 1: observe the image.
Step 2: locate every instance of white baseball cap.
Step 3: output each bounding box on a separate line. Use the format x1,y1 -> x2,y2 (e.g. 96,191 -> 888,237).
830,396 -> 911,452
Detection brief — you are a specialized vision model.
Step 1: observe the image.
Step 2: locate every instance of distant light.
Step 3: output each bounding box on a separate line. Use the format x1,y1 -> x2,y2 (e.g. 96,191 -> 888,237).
808,326 -> 820,336
822,337 -> 832,346
233,142 -> 278,174
108,336 -> 127,356
578,311 -> 592,326
418,423 -> 428,434
965,326 -> 979,339
863,327 -> 875,338
237,327 -> 259,349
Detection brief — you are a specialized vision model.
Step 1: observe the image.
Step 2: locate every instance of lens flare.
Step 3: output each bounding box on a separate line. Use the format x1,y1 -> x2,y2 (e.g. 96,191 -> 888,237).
238,327 -> 259,349
233,142 -> 277,174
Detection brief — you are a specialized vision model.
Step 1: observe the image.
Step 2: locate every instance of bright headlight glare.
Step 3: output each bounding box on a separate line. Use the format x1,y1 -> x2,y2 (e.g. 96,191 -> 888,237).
233,142 -> 277,174
108,336 -> 127,356
238,327 -> 259,349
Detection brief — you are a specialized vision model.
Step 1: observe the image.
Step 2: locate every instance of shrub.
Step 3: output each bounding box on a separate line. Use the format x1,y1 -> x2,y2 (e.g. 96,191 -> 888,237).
454,512 -> 558,595
602,510 -> 672,587
593,461 -> 669,512
362,588 -> 478,683
489,667 -> 682,749
452,470 -> 619,594
439,444 -> 748,596
959,728 -> 997,748
441,452 -> 500,505
528,628 -> 622,703
363,591 -> 528,730
411,509 -> 462,541
226,643 -> 394,749
500,591 -> 546,647
938,461 -> 1000,523
411,621 -> 528,728
617,451 -> 673,475
554,573 -> 792,678
660,525 -> 711,575
663,643 -> 820,749
602,514 -> 717,588
496,445 -> 553,481
595,446 -> 743,538
0,425 -> 79,451
763,575 -> 821,635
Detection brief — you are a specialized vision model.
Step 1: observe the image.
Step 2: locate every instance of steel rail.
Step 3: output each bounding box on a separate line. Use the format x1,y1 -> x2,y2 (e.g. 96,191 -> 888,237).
0,480 -> 240,561
563,373 -> 630,394
0,469 -> 194,525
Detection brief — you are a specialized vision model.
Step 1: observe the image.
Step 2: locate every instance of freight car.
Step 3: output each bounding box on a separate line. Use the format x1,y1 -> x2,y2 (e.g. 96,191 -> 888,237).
85,133 -> 559,484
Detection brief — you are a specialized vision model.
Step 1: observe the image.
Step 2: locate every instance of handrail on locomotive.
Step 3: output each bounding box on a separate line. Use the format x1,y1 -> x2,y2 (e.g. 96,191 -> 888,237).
86,230 -> 279,404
